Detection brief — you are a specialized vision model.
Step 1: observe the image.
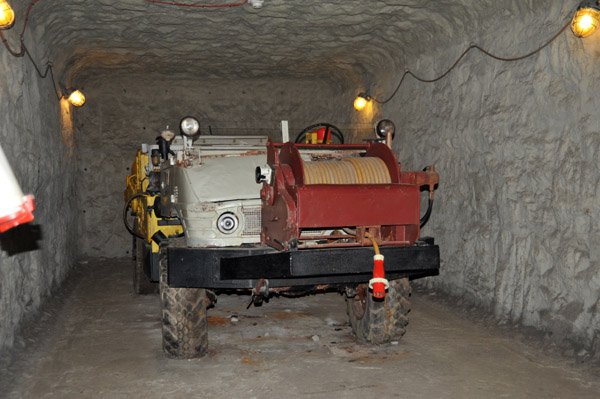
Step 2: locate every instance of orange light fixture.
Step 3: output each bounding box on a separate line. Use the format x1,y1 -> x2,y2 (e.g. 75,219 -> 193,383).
571,1 -> 600,38
354,93 -> 369,111
0,0 -> 15,30
67,90 -> 86,107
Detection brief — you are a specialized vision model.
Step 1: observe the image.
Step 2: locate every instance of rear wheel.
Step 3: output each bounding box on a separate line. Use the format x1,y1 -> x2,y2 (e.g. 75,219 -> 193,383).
346,278 -> 411,344
133,237 -> 158,295
159,245 -> 208,358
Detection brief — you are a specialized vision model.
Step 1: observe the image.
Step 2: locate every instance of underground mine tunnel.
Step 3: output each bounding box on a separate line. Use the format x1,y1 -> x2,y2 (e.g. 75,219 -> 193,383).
1,0 -> 600,396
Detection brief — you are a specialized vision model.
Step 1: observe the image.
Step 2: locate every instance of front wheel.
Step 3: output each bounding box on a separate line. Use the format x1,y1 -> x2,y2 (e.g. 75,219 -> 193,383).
346,278 -> 411,344
159,246 -> 208,358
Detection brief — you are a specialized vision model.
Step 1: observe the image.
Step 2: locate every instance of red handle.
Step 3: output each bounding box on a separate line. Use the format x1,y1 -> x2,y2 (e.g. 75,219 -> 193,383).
369,254 -> 388,299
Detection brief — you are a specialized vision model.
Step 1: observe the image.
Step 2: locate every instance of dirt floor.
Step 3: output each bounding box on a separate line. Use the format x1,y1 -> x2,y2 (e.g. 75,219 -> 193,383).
1,258 -> 599,399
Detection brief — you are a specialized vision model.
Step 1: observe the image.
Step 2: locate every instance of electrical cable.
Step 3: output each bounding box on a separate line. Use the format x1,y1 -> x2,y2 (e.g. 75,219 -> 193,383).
21,0 -> 41,38
373,19 -> 572,104
123,193 -> 147,240
365,232 -> 380,255
0,0 -> 41,55
0,0 -> 63,101
23,44 -> 50,78
0,30 -> 23,57
144,0 -> 248,8
420,199 -> 433,228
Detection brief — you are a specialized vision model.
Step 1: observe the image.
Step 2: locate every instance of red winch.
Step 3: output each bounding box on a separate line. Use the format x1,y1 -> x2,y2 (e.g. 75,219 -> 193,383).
257,138 -> 438,296
259,140 -> 438,250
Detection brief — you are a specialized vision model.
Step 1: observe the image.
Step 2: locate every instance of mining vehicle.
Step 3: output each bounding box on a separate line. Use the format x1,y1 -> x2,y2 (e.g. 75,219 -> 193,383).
124,117 -> 440,358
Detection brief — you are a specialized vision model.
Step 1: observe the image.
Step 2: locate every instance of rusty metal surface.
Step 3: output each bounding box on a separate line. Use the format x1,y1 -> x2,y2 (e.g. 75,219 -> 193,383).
297,240 -> 411,250
295,184 -> 420,229
398,165 -> 439,191
270,284 -> 332,294
260,139 -> 436,250
273,142 -> 369,150
201,150 -> 267,159
350,284 -> 368,320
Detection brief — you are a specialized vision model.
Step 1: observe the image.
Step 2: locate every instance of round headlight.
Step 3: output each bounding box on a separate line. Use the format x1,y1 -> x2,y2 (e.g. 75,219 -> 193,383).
180,116 -> 200,137
161,126 -> 175,141
217,212 -> 239,234
375,119 -> 396,139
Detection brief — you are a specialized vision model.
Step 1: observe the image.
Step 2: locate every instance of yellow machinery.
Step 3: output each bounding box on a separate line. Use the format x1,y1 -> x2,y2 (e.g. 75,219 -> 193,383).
124,150 -> 182,292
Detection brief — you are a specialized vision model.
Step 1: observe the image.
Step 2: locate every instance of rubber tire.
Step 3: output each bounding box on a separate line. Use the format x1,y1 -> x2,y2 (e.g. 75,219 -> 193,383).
159,246 -> 208,358
346,278 -> 411,344
133,237 -> 158,295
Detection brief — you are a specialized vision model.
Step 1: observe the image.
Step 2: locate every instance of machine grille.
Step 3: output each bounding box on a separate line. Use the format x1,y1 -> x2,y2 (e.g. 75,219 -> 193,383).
242,207 -> 261,236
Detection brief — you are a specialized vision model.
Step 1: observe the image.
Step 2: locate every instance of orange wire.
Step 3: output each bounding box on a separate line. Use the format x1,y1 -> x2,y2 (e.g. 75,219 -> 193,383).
365,232 -> 380,255
21,0 -> 41,39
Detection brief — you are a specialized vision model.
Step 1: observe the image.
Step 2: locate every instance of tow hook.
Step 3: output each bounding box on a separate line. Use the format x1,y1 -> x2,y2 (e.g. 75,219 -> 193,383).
368,254 -> 389,299
247,278 -> 269,308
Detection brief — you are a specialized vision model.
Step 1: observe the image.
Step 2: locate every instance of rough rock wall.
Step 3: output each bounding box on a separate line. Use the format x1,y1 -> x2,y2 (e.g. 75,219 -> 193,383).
381,2 -> 600,355
0,4 -> 78,356
74,74 -> 359,257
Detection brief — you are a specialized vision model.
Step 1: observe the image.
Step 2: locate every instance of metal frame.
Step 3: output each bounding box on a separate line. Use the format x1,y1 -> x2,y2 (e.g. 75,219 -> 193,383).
166,239 -> 439,290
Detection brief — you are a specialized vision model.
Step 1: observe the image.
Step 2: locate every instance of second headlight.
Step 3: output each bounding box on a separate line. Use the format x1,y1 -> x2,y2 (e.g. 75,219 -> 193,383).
180,116 -> 200,137
375,119 -> 396,139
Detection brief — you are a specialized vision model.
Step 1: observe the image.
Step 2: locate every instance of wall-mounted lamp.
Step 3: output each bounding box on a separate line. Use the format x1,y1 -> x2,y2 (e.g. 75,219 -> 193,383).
66,90 -> 86,107
0,0 -> 15,30
354,93 -> 371,111
249,0 -> 264,9
572,0 -> 600,38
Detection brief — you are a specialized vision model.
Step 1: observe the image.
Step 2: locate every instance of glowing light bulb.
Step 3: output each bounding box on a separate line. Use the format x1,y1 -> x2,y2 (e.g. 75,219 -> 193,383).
571,5 -> 600,38
580,14 -> 594,29
354,94 -> 368,111
0,0 -> 15,30
67,90 -> 85,107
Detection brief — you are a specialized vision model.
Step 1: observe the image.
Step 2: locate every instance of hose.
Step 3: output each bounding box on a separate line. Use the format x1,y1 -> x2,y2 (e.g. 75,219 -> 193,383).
419,165 -> 436,229
420,198 -> 433,229
342,228 -> 356,236
365,231 -> 380,255
123,193 -> 146,239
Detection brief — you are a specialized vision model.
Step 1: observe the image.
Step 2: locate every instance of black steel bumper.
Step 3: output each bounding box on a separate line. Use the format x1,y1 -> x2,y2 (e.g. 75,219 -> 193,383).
167,240 -> 440,289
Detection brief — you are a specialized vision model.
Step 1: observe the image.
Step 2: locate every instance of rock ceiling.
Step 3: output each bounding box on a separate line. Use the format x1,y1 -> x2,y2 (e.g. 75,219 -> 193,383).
5,1 -> 579,84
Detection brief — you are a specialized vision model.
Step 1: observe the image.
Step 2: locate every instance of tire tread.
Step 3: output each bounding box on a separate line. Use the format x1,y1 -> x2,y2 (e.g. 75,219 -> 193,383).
346,278 -> 411,344
159,247 -> 208,358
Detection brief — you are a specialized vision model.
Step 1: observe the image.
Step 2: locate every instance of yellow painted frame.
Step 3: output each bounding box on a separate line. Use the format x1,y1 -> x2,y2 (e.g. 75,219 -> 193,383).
124,150 -> 183,254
